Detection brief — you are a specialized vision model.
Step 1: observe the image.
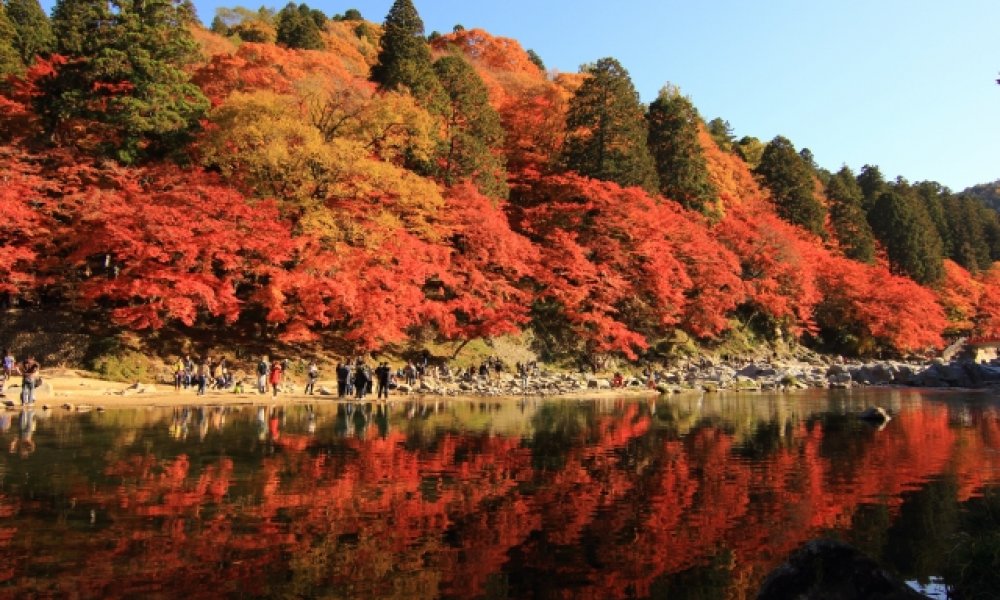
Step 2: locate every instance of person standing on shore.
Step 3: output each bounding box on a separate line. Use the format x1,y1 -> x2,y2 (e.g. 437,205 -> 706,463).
19,355 -> 40,406
375,362 -> 391,400
269,360 -> 283,398
256,357 -> 269,394
354,362 -> 369,399
196,357 -> 208,396
182,355 -> 193,389
304,361 -> 318,395
174,357 -> 184,391
336,362 -> 349,397
2,349 -> 14,394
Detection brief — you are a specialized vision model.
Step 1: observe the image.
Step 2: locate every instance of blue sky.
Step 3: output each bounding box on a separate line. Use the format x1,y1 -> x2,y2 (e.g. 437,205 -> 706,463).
41,0 -> 1000,190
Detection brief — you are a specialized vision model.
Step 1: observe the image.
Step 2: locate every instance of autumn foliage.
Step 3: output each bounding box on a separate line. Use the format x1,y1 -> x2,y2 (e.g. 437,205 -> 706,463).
0,12 -> 994,359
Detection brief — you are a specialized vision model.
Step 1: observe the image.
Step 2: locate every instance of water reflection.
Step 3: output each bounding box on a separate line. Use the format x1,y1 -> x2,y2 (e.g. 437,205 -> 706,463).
0,390 -> 998,598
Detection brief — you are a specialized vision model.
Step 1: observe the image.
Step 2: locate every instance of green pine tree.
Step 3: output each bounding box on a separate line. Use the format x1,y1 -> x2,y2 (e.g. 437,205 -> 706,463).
754,135 -> 826,237
869,187 -> 944,284
646,85 -> 717,215
826,166 -> 876,263
276,2 -> 325,50
526,48 -> 545,71
706,117 -> 734,152
0,4 -> 23,79
433,54 -> 508,198
942,193 -> 994,272
6,0 -> 54,64
561,57 -> 658,193
856,164 -> 886,212
41,0 -> 209,163
914,181 -> 952,261
370,0 -> 447,113
51,0 -> 111,56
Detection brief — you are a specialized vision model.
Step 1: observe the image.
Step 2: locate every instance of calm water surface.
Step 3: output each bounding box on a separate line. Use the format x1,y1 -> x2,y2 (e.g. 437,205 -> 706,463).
1,388 -> 999,599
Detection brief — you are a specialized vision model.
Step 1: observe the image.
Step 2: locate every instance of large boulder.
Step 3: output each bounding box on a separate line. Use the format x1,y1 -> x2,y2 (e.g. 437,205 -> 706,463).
757,539 -> 926,599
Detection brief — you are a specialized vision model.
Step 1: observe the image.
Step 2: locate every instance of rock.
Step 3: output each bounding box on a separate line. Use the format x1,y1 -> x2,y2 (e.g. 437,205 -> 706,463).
318,386 -> 334,396
757,539 -> 925,599
732,376 -> 760,391
828,372 -> 853,389
858,406 -> 891,424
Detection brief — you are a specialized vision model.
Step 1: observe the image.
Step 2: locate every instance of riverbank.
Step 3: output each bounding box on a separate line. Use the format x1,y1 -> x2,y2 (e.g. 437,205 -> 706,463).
0,368 -> 663,409
3,355 -> 1000,410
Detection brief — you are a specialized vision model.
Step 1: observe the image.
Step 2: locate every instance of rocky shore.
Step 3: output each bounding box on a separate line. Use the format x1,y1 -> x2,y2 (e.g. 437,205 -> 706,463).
317,355 -> 1000,398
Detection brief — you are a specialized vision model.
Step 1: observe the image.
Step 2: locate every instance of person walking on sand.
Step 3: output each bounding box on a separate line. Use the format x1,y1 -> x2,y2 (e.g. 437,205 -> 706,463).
19,355 -> 40,406
269,359 -> 283,398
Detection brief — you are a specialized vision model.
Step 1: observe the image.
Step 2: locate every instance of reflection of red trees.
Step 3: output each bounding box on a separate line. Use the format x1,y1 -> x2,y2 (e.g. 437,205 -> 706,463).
2,402 -> 1000,598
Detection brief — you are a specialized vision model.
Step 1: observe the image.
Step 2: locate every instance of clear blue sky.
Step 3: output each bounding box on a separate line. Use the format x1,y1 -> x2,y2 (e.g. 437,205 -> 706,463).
41,0 -> 1000,190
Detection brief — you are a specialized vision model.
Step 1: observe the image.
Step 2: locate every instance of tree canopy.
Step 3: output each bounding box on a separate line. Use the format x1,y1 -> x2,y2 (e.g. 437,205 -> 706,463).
561,57 -> 658,193
646,85 -> 718,215
369,0 -> 447,113
754,135 -> 826,237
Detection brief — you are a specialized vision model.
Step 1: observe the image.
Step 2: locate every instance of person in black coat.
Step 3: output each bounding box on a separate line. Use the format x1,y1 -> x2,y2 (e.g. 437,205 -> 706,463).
375,362 -> 391,399
336,362 -> 349,398
354,363 -> 369,399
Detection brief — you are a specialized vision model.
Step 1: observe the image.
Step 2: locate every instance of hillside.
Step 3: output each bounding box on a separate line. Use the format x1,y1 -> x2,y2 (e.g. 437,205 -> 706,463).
2,0 -> 1000,369
963,180 -> 1000,212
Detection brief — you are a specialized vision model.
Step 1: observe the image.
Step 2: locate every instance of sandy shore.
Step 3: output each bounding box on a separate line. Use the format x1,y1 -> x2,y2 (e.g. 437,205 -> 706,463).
0,368 -> 660,409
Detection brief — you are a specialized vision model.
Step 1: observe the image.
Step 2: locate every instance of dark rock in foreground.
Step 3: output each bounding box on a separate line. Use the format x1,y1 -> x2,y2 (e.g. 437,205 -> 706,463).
757,539 -> 927,600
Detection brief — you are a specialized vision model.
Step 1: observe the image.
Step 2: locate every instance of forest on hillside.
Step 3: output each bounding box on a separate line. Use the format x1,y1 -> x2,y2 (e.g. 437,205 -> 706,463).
2,0 -> 1000,363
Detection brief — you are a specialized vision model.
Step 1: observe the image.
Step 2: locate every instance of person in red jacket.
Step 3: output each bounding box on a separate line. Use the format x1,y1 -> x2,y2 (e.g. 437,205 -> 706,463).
269,359 -> 283,398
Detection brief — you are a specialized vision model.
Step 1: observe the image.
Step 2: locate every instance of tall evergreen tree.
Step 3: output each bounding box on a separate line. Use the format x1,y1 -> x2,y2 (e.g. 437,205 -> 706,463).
826,166 -> 876,263
561,57 -> 658,193
856,164 -> 886,211
6,0 -> 54,64
869,188 -> 944,284
276,2 -> 325,50
754,135 -> 826,237
433,54 -> 508,198
370,0 -> 446,113
942,194 -> 994,272
41,0 -> 209,163
0,4 -> 23,79
51,0 -> 111,56
646,85 -> 717,214
913,181 -> 952,260
526,49 -> 545,71
706,117 -> 734,152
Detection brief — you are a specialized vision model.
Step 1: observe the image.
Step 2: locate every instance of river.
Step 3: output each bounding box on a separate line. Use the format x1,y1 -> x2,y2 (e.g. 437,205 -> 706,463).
0,388 -> 998,598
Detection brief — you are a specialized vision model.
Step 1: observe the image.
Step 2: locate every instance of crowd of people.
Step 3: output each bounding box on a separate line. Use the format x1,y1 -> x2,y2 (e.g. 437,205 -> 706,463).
0,346 -> 545,406
165,352 -> 537,401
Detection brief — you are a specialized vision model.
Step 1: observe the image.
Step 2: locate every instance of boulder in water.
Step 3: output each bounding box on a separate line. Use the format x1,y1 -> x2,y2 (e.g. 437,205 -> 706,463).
858,406 -> 891,424
757,539 -> 925,599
